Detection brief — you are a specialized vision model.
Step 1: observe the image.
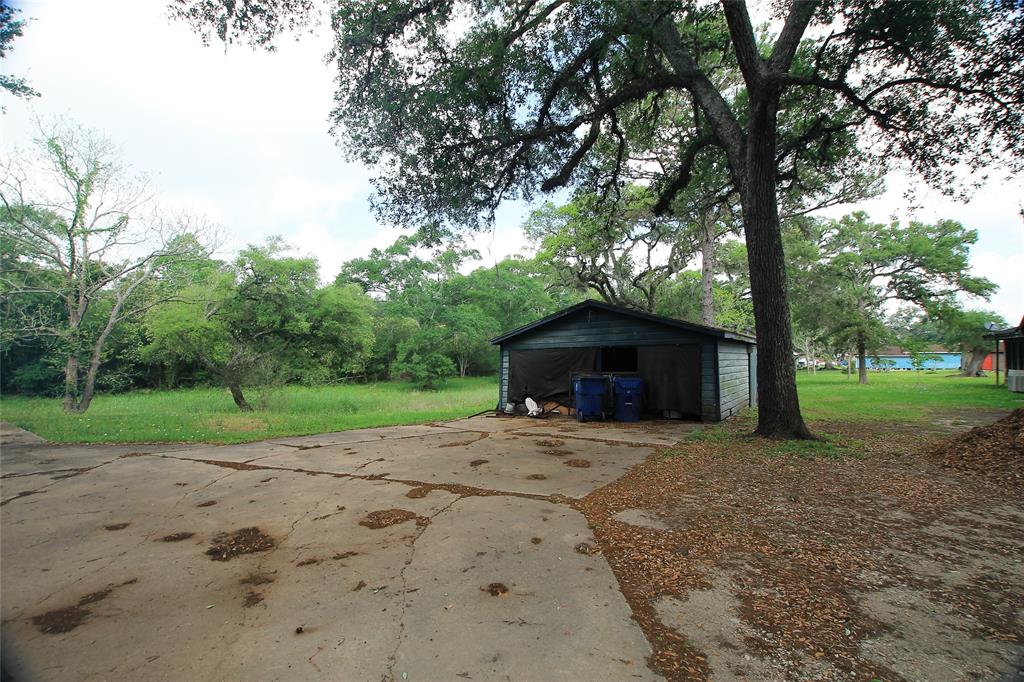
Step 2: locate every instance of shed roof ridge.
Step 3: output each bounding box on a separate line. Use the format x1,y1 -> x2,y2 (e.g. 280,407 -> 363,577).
490,299 -> 757,345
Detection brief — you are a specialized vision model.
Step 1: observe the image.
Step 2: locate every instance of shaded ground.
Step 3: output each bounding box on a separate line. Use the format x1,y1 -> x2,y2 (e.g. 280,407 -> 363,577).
3,411 -> 1021,681
579,412 -> 1023,681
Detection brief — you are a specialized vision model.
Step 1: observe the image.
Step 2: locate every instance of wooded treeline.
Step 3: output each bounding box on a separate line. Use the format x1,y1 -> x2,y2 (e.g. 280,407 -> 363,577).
1,122 -> 1002,411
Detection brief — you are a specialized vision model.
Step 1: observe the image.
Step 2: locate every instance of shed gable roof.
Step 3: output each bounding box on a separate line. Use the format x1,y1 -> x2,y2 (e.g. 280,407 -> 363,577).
490,299 -> 756,346
984,314 -> 1024,340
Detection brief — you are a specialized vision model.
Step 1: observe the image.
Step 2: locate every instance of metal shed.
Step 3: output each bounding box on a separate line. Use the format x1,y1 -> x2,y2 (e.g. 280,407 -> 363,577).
985,315 -> 1024,393
490,300 -> 757,422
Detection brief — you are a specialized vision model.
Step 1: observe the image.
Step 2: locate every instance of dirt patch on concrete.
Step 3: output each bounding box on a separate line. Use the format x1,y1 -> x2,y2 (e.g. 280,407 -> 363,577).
438,432 -> 490,448
359,509 -> 425,529
565,459 -> 591,468
481,582 -> 509,596
158,532 -> 195,542
103,522 -> 130,531
296,557 -> 320,566
205,527 -> 276,561
242,590 -> 265,607
196,500 -> 217,508
535,439 -> 565,447
30,579 -> 137,634
405,486 -> 432,498
544,449 -> 572,456
469,459 -> 488,467
239,572 -> 275,586
526,474 -> 547,480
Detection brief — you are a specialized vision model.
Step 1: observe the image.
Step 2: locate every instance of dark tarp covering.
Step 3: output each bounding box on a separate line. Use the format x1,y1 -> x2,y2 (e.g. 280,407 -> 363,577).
637,345 -> 701,416
508,348 -> 598,405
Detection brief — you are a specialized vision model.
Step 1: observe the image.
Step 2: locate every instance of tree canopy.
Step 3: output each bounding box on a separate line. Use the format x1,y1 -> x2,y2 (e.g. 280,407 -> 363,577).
171,0 -> 1024,437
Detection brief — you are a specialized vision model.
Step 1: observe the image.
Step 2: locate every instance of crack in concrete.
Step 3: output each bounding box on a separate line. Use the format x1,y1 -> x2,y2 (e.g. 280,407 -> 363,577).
1,466 -> 95,480
265,428 -> 478,450
509,430 -> 661,448
136,451 -> 574,506
384,496 -> 462,682
210,481 -> 353,679
0,459 -> 122,507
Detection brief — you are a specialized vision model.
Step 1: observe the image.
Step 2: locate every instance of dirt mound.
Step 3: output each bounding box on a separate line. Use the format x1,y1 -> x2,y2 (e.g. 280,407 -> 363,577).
926,409 -> 1023,489
206,527 -> 276,561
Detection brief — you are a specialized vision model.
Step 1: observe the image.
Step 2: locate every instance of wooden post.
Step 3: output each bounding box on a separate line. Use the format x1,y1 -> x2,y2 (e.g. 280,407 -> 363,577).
995,339 -> 1000,386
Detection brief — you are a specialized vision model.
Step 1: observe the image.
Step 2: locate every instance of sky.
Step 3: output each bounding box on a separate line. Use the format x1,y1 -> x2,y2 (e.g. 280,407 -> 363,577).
2,0 -> 1021,324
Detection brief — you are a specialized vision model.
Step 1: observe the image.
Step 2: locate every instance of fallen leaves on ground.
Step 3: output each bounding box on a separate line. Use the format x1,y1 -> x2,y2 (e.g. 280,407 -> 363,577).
578,414 -> 1023,682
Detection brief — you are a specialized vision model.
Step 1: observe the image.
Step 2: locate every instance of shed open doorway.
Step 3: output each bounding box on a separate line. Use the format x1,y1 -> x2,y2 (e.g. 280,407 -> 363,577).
599,346 -> 638,373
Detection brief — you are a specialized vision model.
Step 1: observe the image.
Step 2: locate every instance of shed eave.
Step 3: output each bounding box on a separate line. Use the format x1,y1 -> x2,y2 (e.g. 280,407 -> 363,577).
490,299 -> 756,346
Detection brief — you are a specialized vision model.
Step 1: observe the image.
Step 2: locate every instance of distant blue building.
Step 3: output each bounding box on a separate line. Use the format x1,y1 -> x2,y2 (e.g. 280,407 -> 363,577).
862,346 -> 961,370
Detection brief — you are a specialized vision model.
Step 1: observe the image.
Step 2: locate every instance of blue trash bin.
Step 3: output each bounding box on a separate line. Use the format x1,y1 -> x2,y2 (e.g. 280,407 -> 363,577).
612,376 -> 644,422
573,374 -> 606,422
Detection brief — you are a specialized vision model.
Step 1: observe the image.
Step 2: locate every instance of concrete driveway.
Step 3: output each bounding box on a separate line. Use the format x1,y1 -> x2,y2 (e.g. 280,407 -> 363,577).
1,417 -> 697,681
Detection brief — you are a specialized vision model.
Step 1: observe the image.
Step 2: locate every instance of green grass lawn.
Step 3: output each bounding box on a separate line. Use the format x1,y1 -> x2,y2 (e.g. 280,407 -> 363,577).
0,378 -> 497,444
795,370 -> 1022,421
2,371 -> 1020,445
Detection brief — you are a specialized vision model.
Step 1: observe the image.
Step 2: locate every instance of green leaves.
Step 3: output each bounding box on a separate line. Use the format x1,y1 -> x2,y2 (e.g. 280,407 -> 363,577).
785,211 -> 996,357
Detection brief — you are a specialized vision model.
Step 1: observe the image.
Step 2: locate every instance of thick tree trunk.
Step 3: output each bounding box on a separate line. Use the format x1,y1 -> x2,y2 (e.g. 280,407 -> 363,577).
959,348 -> 987,377
229,383 -> 253,411
62,356 -> 80,412
742,95 -> 812,439
700,214 -> 716,326
857,335 -> 868,385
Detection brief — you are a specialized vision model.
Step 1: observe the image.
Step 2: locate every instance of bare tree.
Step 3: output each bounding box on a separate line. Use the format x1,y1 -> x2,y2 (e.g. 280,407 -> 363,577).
1,120 -> 213,412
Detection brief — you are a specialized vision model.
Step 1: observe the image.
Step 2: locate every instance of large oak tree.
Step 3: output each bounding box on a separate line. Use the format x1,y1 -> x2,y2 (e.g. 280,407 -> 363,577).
173,0 -> 1024,437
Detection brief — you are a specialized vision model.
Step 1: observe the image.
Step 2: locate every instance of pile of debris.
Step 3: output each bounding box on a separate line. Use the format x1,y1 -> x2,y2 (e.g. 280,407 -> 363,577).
926,408 -> 1023,489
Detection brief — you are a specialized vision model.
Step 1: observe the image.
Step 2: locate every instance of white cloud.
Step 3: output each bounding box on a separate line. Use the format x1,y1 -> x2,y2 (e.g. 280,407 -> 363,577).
969,249 -> 1024,324
3,0 -> 1019,323
266,176 -> 365,219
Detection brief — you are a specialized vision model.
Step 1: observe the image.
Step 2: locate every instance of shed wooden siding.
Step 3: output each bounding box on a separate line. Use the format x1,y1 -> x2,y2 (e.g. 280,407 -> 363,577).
501,307 -> 711,350
717,340 -> 751,419
498,349 -> 510,406
749,347 -> 758,406
700,341 -> 717,422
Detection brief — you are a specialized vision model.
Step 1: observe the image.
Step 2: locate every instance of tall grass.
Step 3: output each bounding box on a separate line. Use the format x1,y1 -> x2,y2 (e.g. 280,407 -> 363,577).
0,378 -> 497,444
